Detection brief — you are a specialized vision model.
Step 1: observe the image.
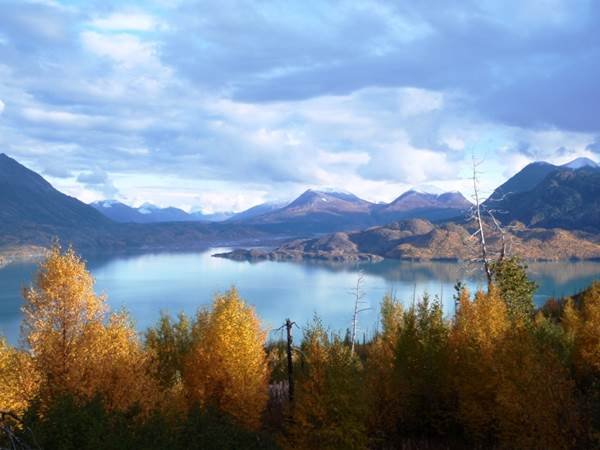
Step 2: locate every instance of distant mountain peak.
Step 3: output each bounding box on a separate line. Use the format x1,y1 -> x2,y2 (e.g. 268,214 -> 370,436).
309,187 -> 354,195
138,203 -> 160,214
302,188 -> 360,202
391,189 -> 469,205
92,199 -> 121,208
290,189 -> 361,206
486,161 -> 559,203
562,157 -> 598,170
393,189 -> 436,202
410,184 -> 445,195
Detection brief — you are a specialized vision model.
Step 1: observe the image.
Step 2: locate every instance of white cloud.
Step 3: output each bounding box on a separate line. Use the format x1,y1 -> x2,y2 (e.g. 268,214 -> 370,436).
21,107 -> 102,128
361,141 -> 457,184
89,12 -> 159,32
397,88 -> 444,117
81,31 -> 156,67
0,99 -> 4,114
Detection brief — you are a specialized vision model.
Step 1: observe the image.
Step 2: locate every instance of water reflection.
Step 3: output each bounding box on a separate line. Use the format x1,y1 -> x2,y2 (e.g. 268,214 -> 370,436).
0,249 -> 599,345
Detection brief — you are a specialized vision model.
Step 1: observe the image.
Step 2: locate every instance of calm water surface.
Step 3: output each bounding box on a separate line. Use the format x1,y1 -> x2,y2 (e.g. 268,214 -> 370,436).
1,249 -> 599,345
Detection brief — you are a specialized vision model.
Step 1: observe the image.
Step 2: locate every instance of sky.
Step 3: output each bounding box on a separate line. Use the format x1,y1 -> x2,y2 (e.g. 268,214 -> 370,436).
0,0 -> 598,213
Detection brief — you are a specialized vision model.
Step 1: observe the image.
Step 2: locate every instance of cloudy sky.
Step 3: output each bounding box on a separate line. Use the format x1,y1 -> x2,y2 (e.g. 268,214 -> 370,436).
0,0 -> 598,213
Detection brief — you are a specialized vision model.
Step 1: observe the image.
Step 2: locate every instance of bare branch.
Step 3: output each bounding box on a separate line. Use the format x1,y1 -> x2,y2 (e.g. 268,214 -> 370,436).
350,271 -> 368,356
471,155 -> 492,287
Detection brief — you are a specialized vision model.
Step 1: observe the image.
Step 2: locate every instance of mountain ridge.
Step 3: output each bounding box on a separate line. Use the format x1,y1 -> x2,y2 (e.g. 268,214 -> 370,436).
91,200 -> 234,223
2,153 -> 600,259
0,153 -> 111,229
484,158 -> 600,232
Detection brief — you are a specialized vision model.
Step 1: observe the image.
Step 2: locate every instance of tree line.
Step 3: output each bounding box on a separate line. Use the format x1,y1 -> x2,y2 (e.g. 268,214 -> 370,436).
1,246 -> 599,449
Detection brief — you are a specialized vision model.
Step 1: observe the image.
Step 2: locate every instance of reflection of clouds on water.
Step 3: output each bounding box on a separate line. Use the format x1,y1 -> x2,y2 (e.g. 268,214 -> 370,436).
528,261 -> 600,303
286,259 -> 483,285
252,257 -> 600,309
527,262 -> 600,288
365,261 -> 477,285
1,251 -> 600,345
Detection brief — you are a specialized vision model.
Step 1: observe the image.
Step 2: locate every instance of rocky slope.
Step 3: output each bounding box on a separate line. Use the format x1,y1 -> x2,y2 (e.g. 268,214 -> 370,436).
214,219 -> 600,263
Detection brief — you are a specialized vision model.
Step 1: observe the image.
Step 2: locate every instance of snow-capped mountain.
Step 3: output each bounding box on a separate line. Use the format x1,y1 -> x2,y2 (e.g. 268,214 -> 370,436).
92,201 -> 232,223
562,157 -> 599,170
235,188 -> 472,232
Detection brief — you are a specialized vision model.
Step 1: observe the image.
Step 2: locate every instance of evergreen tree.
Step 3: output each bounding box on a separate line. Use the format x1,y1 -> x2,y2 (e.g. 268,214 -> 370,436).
289,316 -> 367,450
145,312 -> 194,389
394,294 -> 453,438
490,256 -> 537,322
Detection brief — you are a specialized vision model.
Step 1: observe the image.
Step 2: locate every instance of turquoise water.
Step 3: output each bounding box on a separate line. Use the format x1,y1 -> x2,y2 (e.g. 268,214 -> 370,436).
1,249 -> 599,345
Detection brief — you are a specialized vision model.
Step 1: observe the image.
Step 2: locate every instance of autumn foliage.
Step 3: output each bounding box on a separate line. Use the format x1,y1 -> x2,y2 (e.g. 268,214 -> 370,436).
2,247 -> 600,449
18,246 -> 159,414
183,288 -> 269,430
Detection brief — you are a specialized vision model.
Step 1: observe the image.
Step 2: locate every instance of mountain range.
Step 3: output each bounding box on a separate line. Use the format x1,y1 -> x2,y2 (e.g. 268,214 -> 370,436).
0,153 -> 268,254
90,184 -> 472,232
216,157 -> 600,262
222,188 -> 472,233
91,200 -> 234,223
1,152 -> 599,262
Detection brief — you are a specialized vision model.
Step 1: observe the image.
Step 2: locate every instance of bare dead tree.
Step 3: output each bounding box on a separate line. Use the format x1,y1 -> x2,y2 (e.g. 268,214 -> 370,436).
487,209 -> 507,262
273,318 -> 299,404
471,156 -> 493,287
349,271 -> 370,356
284,318 -> 295,403
466,156 -> 509,290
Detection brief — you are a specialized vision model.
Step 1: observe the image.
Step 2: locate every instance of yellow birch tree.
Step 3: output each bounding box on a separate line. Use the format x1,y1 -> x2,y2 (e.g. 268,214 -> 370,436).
0,338 -> 39,415
183,288 -> 269,430
450,286 -> 509,442
21,245 -> 158,414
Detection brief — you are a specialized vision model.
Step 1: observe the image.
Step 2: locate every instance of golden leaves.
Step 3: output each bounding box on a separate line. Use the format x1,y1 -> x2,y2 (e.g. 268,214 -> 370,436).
450,286 -> 578,449
18,245 -> 159,416
0,338 -> 39,415
183,288 -> 269,430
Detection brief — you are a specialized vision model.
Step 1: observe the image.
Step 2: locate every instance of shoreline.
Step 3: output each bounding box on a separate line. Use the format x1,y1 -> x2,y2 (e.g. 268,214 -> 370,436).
212,248 -> 600,264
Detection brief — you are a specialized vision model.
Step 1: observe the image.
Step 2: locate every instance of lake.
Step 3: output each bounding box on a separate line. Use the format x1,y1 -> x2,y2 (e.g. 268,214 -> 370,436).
1,249 -> 600,345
